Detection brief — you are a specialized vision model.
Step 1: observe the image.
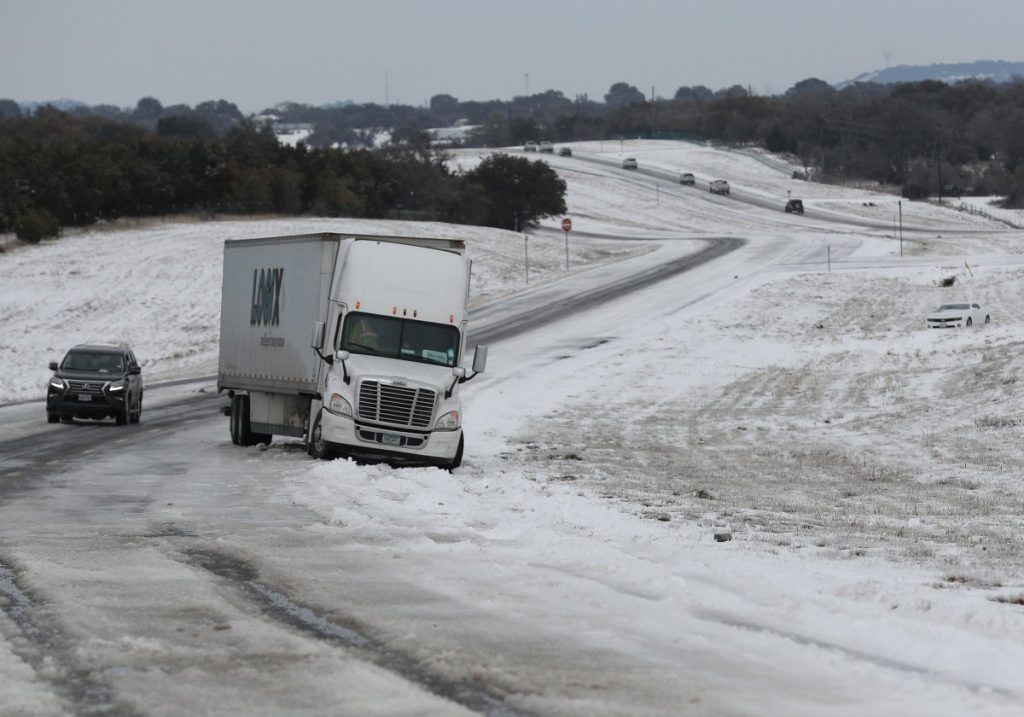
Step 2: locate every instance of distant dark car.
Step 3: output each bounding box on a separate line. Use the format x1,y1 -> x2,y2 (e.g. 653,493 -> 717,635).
558,147 -> 572,157
46,344 -> 143,425
785,199 -> 804,214
679,172 -> 695,185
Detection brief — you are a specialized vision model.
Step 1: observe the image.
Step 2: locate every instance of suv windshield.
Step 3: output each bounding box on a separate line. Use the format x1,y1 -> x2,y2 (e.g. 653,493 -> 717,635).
341,313 -> 459,367
61,351 -> 124,373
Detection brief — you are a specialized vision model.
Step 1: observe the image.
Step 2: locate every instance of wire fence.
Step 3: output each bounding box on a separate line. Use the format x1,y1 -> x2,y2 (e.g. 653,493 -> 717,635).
953,201 -> 1024,229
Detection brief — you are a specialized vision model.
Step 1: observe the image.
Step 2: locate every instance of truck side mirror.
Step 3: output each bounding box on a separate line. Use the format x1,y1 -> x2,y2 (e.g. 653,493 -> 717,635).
49,361 -> 58,371
472,345 -> 488,374
311,321 -> 326,350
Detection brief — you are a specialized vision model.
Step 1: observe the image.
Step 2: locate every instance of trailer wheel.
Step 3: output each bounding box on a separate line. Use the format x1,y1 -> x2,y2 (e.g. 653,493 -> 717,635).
308,412 -> 334,460
234,395 -> 270,446
229,395 -> 241,445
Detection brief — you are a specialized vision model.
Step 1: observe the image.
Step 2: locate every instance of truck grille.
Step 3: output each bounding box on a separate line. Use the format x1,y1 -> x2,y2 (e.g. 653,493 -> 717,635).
358,381 -> 436,428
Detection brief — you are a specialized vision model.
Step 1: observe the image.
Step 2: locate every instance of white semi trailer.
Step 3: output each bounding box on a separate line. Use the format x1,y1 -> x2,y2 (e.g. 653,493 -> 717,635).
217,232 -> 487,469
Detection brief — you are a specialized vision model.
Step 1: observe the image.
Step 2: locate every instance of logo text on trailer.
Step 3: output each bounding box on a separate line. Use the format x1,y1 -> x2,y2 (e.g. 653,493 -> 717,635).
250,268 -> 283,326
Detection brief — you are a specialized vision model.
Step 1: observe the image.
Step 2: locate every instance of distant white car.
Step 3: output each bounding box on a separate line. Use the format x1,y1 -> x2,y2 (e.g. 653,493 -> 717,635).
539,141 -> 554,153
926,302 -> 990,328
621,157 -> 638,170
709,179 -> 730,195
524,141 -> 538,152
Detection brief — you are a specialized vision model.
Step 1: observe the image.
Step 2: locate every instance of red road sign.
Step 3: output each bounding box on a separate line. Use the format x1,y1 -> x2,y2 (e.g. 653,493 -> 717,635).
561,217 -> 572,232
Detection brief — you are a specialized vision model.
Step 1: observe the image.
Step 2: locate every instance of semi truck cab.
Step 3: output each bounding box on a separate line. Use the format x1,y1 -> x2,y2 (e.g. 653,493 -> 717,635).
219,233 -> 486,470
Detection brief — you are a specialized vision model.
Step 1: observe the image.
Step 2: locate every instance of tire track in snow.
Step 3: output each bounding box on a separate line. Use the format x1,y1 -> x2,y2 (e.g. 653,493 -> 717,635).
179,547 -> 527,717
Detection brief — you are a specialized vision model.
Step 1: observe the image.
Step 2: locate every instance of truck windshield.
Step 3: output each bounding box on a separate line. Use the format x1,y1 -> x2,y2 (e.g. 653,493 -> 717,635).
341,313 -> 460,367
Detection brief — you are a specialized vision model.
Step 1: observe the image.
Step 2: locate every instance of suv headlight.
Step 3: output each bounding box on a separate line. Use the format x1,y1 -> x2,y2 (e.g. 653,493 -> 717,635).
48,377 -> 67,391
328,393 -> 352,417
107,380 -> 126,393
434,410 -> 460,431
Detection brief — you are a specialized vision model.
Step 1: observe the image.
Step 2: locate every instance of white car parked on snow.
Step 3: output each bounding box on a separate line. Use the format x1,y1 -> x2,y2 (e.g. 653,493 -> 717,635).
926,302 -> 990,328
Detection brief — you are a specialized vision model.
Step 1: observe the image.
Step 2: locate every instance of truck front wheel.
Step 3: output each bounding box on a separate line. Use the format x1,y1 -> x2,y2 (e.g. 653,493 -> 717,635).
308,413 -> 335,460
446,435 -> 464,472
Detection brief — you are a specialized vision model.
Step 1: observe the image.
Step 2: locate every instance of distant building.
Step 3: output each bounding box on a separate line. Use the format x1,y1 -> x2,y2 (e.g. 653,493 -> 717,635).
427,124 -> 478,147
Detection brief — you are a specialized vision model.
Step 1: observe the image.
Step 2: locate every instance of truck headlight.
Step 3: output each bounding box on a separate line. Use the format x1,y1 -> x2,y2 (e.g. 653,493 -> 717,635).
328,393 -> 352,417
434,410 -> 460,431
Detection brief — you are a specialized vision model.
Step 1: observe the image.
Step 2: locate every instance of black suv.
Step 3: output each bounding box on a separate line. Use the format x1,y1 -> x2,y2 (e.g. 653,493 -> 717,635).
785,199 -> 805,214
46,344 -> 143,425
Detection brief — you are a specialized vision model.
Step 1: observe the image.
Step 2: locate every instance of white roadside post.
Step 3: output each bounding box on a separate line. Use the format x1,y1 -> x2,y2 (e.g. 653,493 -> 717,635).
899,200 -> 903,257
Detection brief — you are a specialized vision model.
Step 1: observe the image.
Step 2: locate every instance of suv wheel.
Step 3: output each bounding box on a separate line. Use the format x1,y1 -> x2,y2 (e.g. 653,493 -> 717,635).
115,409 -> 128,426
47,412 -> 59,424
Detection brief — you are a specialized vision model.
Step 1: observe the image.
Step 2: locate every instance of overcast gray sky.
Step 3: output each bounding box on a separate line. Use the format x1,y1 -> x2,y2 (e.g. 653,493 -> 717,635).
2,0 -> 1022,113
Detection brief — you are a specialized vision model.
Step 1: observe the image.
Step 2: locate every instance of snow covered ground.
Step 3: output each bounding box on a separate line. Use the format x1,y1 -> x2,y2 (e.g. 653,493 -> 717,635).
4,140 -> 1024,714
0,217 -> 643,403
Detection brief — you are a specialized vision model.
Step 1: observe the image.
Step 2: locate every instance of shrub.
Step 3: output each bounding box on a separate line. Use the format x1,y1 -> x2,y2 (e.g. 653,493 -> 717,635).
902,183 -> 929,200
14,209 -> 60,243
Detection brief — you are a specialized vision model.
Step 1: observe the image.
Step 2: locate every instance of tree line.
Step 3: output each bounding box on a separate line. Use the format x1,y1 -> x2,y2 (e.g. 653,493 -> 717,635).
0,107 -> 566,242
268,78 -> 1024,204
6,74 -> 1024,243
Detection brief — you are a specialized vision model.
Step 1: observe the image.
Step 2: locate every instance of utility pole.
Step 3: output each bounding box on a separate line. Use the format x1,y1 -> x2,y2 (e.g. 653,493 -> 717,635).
384,71 -> 389,107
524,73 -> 529,96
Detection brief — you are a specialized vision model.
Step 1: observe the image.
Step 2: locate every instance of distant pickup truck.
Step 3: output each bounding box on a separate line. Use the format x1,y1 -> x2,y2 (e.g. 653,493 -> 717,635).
539,141 -> 554,153
709,179 -> 730,195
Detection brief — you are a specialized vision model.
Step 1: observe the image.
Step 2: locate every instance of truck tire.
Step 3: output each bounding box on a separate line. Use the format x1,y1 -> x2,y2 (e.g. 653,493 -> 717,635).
446,435 -> 464,472
233,394 -> 271,446
229,395 -> 241,445
308,413 -> 335,460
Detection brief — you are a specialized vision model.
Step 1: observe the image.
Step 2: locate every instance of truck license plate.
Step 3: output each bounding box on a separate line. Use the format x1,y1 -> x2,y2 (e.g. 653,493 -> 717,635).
381,432 -> 401,446
77,394 -> 92,402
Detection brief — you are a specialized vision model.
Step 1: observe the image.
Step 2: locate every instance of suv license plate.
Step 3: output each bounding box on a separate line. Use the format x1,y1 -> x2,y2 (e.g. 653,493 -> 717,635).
77,394 -> 92,402
381,432 -> 401,446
